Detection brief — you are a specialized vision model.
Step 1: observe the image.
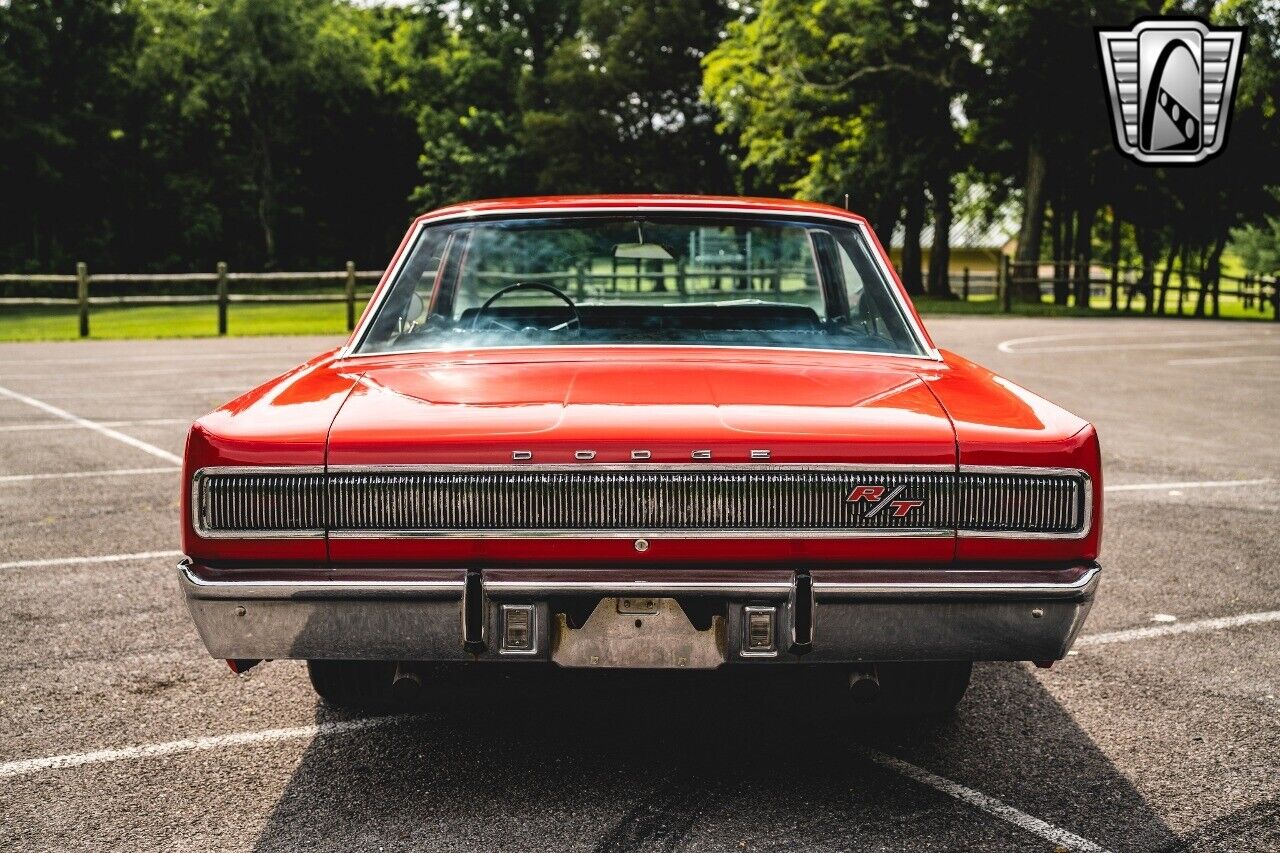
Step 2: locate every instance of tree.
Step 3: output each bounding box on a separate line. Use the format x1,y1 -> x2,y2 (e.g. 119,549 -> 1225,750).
397,8 -> 531,211
704,0 -> 973,294
522,0 -> 735,195
0,0 -> 137,271
968,0 -> 1142,300
132,0 -> 393,269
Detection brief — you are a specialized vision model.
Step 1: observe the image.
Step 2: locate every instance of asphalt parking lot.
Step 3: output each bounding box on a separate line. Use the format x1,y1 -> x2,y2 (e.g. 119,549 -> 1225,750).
0,316 -> 1276,852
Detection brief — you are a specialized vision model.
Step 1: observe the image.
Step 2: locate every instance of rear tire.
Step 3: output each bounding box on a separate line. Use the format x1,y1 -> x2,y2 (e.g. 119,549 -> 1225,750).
306,660 -> 397,711
869,661 -> 973,719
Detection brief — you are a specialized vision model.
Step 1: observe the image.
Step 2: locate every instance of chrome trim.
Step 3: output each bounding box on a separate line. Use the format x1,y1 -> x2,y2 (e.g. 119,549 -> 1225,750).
750,449 -> 771,459
190,466 -> 327,540
191,463 -> 1092,540
631,450 -> 651,460
813,567 -> 1100,600
318,462 -> 956,473
178,563 -> 464,600
512,450 -> 532,461
691,450 -> 712,459
574,450 -> 597,460
956,466 -> 1093,541
178,565 -> 1099,602
483,579 -> 794,597
344,205 -> 942,362
327,528 -> 953,540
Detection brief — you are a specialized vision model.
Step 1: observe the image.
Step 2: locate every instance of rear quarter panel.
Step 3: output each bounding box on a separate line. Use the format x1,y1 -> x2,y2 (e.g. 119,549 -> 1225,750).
922,350 -> 1103,563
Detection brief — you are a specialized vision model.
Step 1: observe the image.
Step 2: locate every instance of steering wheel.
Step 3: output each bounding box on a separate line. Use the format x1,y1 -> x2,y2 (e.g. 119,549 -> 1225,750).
471,282 -> 581,334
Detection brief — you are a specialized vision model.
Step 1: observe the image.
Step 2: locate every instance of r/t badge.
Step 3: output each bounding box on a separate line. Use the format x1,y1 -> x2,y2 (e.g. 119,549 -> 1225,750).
1097,18 -> 1245,165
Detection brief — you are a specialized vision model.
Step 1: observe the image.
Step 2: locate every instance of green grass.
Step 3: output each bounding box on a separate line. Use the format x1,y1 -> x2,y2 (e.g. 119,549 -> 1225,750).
0,303 -> 352,341
1,288 -> 1274,342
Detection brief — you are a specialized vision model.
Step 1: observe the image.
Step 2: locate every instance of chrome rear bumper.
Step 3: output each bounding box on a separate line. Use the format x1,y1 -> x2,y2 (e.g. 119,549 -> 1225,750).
177,561 -> 1098,665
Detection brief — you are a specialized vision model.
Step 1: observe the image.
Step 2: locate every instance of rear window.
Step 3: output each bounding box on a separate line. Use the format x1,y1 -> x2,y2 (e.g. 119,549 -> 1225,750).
355,214 -> 926,357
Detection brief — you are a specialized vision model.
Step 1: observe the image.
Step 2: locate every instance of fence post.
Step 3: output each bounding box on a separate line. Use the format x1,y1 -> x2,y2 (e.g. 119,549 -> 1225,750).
345,261 -> 357,331
215,262 -> 229,335
1273,278 -> 1279,322
76,262 -> 90,338
962,267 -> 970,301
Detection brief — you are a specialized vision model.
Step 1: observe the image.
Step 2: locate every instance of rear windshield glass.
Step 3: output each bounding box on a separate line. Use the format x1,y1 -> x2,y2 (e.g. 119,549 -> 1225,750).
354,214 -> 926,357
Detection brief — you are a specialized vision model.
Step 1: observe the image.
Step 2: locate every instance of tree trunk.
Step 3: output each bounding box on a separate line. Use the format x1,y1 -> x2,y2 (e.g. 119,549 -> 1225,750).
900,190 -> 925,296
925,178 -> 955,298
1200,237 -> 1226,318
1049,204 -> 1064,303
1013,140 -> 1049,301
1129,226 -> 1155,313
1073,204 -> 1096,309
1156,242 -> 1178,315
1053,203 -> 1073,305
253,126 -> 278,270
1176,244 -> 1190,315
1108,209 -> 1121,311
871,194 -> 901,249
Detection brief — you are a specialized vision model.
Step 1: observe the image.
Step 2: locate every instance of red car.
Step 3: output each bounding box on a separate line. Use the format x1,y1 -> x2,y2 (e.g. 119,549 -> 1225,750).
178,195 -> 1101,715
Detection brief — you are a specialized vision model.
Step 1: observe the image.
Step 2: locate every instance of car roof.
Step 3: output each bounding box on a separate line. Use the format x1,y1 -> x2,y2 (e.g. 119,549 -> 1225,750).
412,194 -> 869,227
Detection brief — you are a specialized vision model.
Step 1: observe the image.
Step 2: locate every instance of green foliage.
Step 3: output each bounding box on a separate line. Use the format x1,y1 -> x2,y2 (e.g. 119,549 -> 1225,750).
2,0 -> 1280,293
704,0 -> 968,229
522,0 -> 733,194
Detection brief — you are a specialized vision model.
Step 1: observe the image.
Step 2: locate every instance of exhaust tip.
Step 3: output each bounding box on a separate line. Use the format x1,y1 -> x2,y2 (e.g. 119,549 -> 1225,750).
392,668 -> 422,702
848,666 -> 880,702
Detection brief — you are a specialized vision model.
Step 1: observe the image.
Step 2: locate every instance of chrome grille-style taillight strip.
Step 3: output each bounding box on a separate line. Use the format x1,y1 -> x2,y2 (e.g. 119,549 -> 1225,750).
191,464 -> 1091,540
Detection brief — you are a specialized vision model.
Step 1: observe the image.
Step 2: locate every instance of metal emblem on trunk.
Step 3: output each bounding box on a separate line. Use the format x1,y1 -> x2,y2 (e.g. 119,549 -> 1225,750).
1097,18 -> 1245,165
846,484 -> 924,518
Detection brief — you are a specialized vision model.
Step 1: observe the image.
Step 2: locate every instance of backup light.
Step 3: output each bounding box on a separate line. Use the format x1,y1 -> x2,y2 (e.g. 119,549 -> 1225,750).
500,604 -> 536,654
743,606 -> 777,655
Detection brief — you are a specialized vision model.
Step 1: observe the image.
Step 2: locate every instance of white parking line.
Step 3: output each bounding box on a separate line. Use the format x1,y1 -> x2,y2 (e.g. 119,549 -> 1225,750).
1075,610 -> 1280,647
858,747 -> 1110,852
1000,338 -> 1270,355
1105,478 -> 1274,492
0,467 -> 178,484
0,550 -> 181,571
3,351 -> 313,368
1166,354 -> 1280,366
0,716 -> 391,779
0,385 -> 181,464
0,418 -> 190,433
993,330 -> 1266,354
8,385 -> 247,401
0,709 -> 1111,852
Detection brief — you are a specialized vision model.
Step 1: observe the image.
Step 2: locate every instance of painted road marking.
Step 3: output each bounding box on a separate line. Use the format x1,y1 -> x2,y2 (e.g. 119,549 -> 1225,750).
1105,478 -> 1274,492
1075,610 -> 1280,647
999,337 -> 1273,355
0,717 -> 392,779
0,385 -> 181,464
0,467 -> 178,484
7,385 -> 247,401
993,329 -> 1265,354
0,710 -> 1112,852
858,747 -> 1110,852
0,351 -> 315,368
0,550 -> 181,571
1166,354 -> 1280,366
0,418 -> 190,433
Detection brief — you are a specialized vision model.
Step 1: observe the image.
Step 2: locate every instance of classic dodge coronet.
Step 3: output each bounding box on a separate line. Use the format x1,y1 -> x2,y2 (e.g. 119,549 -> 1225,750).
178,195 -> 1101,715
